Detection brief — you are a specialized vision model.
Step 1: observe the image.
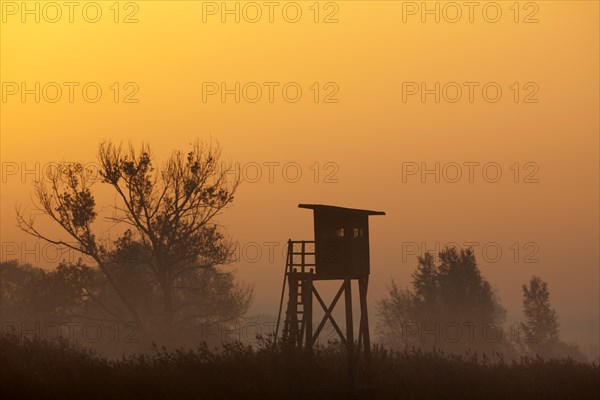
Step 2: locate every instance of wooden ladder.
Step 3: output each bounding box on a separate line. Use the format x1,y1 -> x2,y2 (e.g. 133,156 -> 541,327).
281,240 -> 314,347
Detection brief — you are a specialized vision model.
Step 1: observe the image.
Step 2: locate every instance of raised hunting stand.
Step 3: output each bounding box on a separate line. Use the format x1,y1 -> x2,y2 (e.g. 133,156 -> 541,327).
275,204 -> 385,388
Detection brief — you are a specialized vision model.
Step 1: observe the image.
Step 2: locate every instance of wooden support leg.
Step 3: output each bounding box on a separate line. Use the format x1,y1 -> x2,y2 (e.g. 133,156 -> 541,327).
344,278 -> 355,390
359,277 -> 372,385
304,275 -> 313,352
287,274 -> 298,346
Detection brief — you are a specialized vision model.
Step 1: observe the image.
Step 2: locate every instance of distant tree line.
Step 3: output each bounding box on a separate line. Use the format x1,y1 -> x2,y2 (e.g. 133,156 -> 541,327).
0,139 -> 587,361
377,247 -> 585,360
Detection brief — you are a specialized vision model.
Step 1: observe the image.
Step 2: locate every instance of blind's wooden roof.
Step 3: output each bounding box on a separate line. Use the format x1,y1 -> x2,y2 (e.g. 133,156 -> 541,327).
298,204 -> 385,216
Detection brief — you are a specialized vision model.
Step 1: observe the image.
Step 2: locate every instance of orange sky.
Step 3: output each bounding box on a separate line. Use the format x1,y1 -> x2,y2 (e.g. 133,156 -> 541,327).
1,1 -> 598,353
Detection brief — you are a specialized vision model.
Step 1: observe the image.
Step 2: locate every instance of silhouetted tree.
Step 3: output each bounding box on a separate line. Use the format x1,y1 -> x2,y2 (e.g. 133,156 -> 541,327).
377,247 -> 507,353
521,276 -> 559,346
520,276 -> 584,360
16,140 -> 252,339
17,260 -> 95,321
0,261 -> 39,322
412,252 -> 437,309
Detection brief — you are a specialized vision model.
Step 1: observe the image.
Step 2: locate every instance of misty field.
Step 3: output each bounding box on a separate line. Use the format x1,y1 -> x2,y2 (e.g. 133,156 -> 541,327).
1,333 -> 598,400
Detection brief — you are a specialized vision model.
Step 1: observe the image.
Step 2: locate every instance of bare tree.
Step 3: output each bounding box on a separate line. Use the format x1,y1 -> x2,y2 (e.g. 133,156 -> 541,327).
17,140 -> 250,334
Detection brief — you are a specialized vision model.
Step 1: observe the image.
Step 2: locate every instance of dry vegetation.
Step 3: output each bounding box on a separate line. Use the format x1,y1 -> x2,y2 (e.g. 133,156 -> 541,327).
1,333 -> 597,400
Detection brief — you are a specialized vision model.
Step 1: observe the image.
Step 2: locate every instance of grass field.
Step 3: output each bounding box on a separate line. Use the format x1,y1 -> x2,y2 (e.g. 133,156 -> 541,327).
1,333 -> 598,400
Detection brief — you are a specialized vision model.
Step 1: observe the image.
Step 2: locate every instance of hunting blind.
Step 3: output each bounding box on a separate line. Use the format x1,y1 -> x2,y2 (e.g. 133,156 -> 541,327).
275,204 -> 385,388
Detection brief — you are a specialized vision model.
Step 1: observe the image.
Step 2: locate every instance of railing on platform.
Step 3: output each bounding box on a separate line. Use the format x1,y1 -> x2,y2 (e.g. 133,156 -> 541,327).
286,239 -> 316,274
